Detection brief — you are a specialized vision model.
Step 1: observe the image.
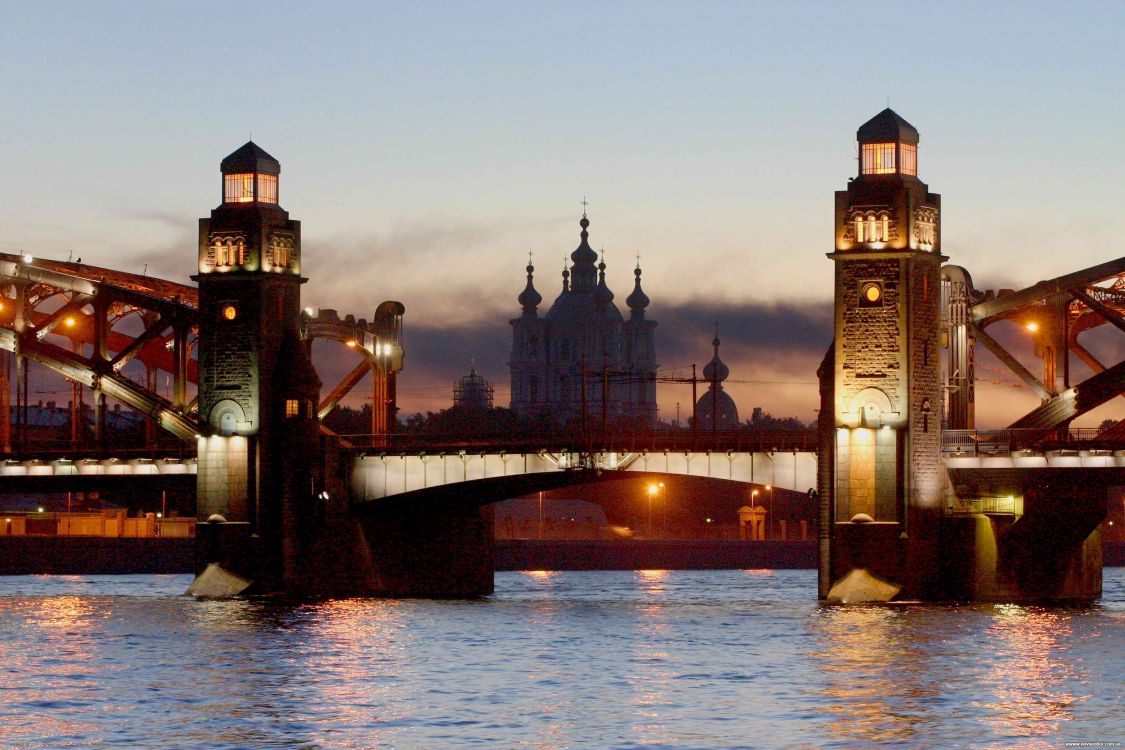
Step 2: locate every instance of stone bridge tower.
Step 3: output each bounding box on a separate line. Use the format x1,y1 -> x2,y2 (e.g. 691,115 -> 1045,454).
192,142 -> 321,591
824,109 -> 945,598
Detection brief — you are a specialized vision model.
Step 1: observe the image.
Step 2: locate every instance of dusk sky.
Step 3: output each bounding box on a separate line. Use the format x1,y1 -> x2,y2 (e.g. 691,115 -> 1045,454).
3,2 -> 1123,426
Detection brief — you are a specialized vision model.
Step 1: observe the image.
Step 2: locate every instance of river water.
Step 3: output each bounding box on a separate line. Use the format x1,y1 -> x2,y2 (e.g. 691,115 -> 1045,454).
0,569 -> 1121,749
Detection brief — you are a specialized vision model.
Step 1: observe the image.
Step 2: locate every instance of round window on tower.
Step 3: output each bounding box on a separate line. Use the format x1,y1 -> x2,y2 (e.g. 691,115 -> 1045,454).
222,304 -> 238,321
860,282 -> 883,307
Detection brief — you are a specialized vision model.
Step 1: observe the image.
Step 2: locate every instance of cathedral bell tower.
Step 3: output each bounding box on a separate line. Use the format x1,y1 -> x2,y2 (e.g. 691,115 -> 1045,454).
192,142 -> 321,591
826,109 -> 945,597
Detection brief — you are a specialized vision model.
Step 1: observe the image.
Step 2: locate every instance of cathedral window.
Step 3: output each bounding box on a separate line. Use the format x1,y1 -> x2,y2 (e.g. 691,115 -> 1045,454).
285,399 -> 299,418
528,334 -> 538,357
861,143 -> 896,174
855,215 -> 865,243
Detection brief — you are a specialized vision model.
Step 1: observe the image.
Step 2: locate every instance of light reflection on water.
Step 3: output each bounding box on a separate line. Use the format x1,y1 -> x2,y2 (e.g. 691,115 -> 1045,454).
0,569 -> 1119,749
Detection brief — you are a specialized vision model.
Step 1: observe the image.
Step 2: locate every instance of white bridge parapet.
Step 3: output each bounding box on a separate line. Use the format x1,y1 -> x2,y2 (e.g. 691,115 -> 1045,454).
349,450 -> 819,502
0,457 -> 197,477
944,450 -> 1125,470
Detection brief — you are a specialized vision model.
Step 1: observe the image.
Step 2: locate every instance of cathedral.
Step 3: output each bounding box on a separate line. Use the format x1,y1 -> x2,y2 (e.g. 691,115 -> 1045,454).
695,329 -> 739,429
509,214 -> 657,424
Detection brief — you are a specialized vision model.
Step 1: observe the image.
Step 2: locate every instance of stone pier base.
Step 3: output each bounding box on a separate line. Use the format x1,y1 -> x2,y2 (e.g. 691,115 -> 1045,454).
192,507 -> 495,599
828,500 -> 1104,603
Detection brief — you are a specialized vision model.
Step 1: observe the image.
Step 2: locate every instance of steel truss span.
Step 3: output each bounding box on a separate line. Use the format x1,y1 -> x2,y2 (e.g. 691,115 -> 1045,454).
0,252 -> 401,446
943,256 -> 1125,439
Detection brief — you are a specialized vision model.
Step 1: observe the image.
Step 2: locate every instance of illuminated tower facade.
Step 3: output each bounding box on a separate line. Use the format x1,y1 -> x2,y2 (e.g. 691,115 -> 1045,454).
193,142 -> 321,587
827,109 -> 944,594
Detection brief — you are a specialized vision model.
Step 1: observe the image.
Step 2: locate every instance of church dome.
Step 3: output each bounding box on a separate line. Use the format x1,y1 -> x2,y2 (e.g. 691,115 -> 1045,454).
626,265 -> 650,314
593,259 -> 614,307
571,216 -> 598,266
517,262 -> 542,313
695,389 -> 739,429
702,333 -> 730,384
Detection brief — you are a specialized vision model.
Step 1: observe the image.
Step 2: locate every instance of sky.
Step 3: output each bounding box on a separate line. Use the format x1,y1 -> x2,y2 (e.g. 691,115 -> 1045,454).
2,1 -> 1124,427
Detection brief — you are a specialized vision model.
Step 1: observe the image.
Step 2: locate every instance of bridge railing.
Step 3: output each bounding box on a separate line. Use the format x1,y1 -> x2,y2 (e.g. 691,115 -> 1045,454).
942,428 -> 1109,453
338,428 -> 819,454
0,446 -> 196,462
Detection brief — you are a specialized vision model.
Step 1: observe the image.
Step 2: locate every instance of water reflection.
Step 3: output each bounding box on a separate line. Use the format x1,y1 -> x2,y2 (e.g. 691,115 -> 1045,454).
624,569 -> 674,746
808,605 -> 944,745
0,593 -> 110,747
807,602 -> 1097,747
0,571 -> 1117,749
976,605 -> 1081,745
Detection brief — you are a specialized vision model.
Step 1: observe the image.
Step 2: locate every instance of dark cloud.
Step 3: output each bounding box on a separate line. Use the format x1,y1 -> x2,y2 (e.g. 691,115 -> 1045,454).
655,299 -> 832,368
392,298 -> 833,414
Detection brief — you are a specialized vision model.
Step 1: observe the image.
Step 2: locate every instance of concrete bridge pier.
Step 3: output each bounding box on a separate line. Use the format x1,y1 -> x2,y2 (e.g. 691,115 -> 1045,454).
193,435 -> 495,598
938,489 -> 1104,603
355,507 -> 495,597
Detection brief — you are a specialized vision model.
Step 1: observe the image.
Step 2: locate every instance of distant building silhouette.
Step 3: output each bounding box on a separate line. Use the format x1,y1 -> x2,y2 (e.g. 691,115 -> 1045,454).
695,330 -> 739,429
454,363 -> 494,411
509,214 -> 657,424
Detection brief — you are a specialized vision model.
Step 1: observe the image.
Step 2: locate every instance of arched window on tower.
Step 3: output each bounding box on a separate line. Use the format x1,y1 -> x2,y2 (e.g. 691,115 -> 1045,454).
881,215 -> 889,241
269,236 -> 291,269
855,215 -> 865,243
212,237 -> 245,268
867,215 -> 877,243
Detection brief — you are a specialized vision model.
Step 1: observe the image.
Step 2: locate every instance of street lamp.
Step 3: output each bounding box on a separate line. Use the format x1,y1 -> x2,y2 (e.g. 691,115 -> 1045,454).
751,489 -> 760,541
765,485 -> 774,540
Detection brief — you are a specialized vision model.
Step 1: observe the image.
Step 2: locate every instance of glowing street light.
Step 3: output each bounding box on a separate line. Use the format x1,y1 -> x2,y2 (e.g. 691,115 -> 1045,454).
1025,321 -> 1039,333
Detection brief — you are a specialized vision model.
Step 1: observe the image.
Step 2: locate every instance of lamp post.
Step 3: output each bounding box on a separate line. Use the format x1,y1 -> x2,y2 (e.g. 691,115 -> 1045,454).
765,485 -> 774,540
647,483 -> 658,538
751,489 -> 760,541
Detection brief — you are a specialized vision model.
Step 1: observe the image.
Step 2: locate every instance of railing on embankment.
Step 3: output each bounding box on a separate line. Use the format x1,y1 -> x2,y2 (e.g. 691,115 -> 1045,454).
339,428 -> 819,454
0,511 -> 194,538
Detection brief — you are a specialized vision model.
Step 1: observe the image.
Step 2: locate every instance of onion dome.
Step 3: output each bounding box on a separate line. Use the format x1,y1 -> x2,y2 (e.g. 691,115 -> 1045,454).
702,328 -> 730,385
594,254 -> 614,307
569,215 -> 599,290
518,261 -> 542,313
626,264 -> 650,315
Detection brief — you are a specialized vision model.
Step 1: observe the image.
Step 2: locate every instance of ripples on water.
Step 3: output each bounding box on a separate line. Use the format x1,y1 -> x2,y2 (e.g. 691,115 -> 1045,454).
0,569 -> 1120,749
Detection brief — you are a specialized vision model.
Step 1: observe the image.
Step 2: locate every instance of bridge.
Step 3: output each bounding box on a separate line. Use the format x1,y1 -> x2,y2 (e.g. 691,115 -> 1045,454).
0,119 -> 1118,600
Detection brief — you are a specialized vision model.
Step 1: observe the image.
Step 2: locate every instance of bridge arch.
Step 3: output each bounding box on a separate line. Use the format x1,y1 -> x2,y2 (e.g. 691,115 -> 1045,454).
348,449 -> 817,510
